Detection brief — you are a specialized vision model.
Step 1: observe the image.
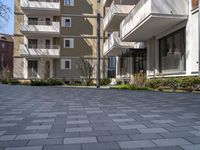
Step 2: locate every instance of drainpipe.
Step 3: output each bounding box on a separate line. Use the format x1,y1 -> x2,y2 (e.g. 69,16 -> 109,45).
96,1 -> 101,88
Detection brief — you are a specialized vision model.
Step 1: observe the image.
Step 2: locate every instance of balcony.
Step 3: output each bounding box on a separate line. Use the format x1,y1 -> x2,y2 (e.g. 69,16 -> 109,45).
103,0 -> 113,7
103,32 -> 144,56
121,0 -> 188,42
20,21 -> 60,37
20,0 -> 60,15
103,3 -> 134,31
20,44 -> 60,58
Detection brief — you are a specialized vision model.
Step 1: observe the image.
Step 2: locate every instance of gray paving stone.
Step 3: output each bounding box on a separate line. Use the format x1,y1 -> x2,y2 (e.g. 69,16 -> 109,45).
15,134 -> 48,140
0,135 -> 16,141
0,123 -> 16,127
43,145 -> 81,150
97,135 -> 130,142
138,128 -> 169,133
27,138 -> 62,146
129,133 -> 163,140
141,115 -> 162,118
108,113 -> 127,117
119,124 -> 147,130
185,136 -> 200,144
65,127 -> 92,132
32,119 -> 54,123
153,138 -> 191,146
112,118 -> 135,122
0,131 -> 6,136
180,144 -> 200,150
152,120 -> 175,124
25,125 -> 52,130
66,120 -> 89,124
64,137 -> 97,144
5,146 -> 43,150
67,115 -> 87,119
118,140 -> 156,149
190,131 -> 200,136
82,142 -> 120,150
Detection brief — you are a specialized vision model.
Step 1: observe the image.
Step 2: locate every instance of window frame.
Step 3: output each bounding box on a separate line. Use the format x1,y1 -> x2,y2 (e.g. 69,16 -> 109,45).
64,38 -> 74,48
64,0 -> 74,6
61,59 -> 71,70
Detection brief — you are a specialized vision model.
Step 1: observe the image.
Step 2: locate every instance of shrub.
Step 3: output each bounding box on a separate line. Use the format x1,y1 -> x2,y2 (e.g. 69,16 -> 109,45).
146,76 -> 200,91
112,84 -> 150,91
31,79 -> 64,86
100,78 -> 111,86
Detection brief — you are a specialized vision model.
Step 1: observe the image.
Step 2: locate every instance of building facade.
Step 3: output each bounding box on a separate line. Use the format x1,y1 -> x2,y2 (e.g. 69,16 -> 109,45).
103,0 -> 200,83
14,0 -> 105,81
0,33 -> 13,79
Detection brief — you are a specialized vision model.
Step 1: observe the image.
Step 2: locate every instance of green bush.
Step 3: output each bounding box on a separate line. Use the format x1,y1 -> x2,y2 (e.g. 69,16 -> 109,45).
31,79 -> 64,86
1,79 -> 20,85
112,84 -> 150,91
100,78 -> 111,86
146,77 -> 200,91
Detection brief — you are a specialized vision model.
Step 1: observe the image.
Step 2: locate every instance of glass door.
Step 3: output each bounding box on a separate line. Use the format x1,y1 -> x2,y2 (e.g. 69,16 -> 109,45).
28,61 -> 38,78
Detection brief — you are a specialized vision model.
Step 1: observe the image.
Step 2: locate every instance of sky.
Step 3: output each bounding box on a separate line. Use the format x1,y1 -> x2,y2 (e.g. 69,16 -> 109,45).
0,0 -> 14,35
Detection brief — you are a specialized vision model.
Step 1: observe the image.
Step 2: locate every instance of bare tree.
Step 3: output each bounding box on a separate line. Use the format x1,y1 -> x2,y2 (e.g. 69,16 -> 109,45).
78,57 -> 95,86
0,1 -> 11,31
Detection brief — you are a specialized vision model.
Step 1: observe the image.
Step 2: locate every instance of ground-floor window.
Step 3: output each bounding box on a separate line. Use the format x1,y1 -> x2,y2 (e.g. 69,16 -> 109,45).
159,28 -> 186,74
108,57 -> 116,78
133,50 -> 147,74
28,60 -> 38,78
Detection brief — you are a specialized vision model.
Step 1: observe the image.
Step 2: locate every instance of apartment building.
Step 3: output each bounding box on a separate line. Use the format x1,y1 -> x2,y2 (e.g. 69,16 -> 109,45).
103,0 -> 146,83
103,0 -> 200,82
0,33 -> 14,79
14,0 -> 105,80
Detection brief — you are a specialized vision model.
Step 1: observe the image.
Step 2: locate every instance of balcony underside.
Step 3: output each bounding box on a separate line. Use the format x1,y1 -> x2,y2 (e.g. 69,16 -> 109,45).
20,48 -> 60,58
105,14 -> 127,32
104,46 -> 128,57
122,14 -> 187,42
21,8 -> 60,15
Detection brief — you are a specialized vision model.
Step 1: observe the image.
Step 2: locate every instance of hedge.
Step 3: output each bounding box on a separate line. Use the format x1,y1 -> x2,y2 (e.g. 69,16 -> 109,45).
146,77 -> 200,91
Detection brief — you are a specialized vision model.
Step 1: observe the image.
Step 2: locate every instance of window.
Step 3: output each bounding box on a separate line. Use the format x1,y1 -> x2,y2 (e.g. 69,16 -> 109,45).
159,28 -> 186,74
64,0 -> 74,6
65,18 -> 71,27
1,42 -> 5,48
62,17 -> 71,27
28,60 -> 38,78
64,38 -> 74,48
28,18 -> 38,25
192,0 -> 198,10
61,59 -> 71,70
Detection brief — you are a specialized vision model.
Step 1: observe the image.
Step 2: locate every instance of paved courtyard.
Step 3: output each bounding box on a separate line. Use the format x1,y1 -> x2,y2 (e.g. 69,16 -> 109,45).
0,85 -> 200,150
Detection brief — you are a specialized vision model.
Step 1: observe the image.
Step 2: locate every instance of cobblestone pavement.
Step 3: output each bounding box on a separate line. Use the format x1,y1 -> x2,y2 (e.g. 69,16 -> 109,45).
0,85 -> 200,150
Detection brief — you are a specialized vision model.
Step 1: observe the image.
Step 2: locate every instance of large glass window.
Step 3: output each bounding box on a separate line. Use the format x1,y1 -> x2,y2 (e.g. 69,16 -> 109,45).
159,28 -> 186,74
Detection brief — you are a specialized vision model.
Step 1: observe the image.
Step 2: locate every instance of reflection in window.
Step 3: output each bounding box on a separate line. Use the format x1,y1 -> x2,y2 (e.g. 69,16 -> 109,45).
159,28 -> 186,74
192,0 -> 199,10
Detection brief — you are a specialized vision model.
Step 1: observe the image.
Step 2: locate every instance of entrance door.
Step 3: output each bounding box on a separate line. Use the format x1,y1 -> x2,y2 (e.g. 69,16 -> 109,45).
45,61 -> 50,79
133,50 -> 147,74
28,61 -> 38,78
45,39 -> 50,49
